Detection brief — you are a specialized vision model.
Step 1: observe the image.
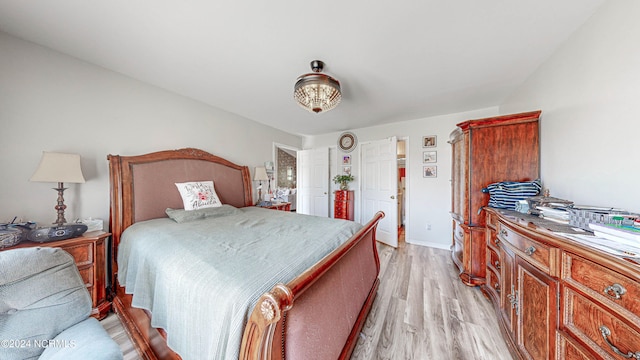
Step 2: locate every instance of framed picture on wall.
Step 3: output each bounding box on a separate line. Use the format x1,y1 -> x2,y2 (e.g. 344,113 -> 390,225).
342,155 -> 351,165
423,151 -> 437,163
343,166 -> 352,175
423,165 -> 437,178
422,135 -> 437,148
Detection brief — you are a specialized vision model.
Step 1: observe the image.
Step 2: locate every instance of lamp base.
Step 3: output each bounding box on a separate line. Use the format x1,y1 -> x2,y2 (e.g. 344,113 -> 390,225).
53,182 -> 68,226
256,188 -> 263,206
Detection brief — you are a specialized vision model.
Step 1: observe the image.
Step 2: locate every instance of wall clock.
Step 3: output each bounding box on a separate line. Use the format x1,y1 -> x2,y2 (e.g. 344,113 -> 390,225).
338,132 -> 358,153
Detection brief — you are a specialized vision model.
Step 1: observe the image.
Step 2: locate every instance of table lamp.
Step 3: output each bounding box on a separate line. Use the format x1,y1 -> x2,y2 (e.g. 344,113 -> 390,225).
253,166 -> 269,204
30,152 -> 85,226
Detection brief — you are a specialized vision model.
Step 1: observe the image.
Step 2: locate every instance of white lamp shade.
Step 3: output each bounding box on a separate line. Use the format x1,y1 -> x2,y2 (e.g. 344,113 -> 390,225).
30,152 -> 86,183
253,166 -> 269,181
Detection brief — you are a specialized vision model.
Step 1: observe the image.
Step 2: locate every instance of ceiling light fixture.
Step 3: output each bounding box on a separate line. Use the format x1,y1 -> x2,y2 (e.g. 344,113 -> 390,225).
294,60 -> 341,114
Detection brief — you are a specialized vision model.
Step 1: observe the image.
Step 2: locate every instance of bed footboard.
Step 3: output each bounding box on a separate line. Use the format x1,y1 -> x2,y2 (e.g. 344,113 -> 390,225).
241,211 -> 384,360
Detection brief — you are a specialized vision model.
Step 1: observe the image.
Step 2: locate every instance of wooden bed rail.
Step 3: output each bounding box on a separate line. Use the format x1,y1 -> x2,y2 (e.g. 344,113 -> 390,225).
240,211 -> 385,360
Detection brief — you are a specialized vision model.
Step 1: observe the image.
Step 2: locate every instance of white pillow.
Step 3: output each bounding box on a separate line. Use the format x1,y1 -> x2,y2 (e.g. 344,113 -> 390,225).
175,181 -> 222,210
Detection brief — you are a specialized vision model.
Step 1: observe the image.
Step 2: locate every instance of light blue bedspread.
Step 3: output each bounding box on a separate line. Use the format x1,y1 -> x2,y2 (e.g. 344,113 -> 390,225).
118,207 -> 362,360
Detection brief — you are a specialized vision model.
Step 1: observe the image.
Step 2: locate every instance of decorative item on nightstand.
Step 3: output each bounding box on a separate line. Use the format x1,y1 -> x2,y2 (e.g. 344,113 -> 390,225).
253,166 -> 269,204
30,152 -> 85,226
0,221 -> 36,248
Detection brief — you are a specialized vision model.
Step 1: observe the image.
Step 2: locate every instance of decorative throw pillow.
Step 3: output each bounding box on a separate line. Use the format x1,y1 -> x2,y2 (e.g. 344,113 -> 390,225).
175,181 -> 222,210
166,205 -> 241,223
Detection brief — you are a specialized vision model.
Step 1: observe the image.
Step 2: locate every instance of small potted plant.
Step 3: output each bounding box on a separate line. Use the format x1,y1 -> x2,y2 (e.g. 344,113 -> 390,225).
333,174 -> 355,191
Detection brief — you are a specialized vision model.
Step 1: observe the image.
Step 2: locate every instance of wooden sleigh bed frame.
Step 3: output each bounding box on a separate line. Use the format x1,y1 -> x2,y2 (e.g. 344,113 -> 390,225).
107,148 -> 384,360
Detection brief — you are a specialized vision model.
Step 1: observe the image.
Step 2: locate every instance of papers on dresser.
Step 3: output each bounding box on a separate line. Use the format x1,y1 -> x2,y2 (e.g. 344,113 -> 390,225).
559,232 -> 640,260
538,206 -> 570,224
588,223 -> 640,246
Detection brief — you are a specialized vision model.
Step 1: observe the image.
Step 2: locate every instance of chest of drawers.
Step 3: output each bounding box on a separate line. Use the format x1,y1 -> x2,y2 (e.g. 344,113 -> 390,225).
484,208 -> 640,360
334,190 -> 354,221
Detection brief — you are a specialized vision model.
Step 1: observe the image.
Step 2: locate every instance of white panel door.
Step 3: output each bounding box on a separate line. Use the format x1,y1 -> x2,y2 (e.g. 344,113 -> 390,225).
361,137 -> 398,247
297,148 -> 329,217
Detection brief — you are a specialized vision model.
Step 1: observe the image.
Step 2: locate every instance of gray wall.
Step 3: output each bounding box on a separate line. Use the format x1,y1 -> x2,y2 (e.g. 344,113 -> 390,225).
500,0 -> 640,213
0,32 -> 302,226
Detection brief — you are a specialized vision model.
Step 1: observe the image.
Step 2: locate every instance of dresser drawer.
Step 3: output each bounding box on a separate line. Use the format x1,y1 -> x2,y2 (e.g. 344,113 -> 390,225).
556,332 -> 595,360
61,242 -> 94,267
498,222 -> 551,273
563,252 -> 640,319
487,226 -> 499,250
334,190 -> 352,201
486,267 -> 501,299
488,246 -> 501,272
486,211 -> 498,229
564,288 -> 640,359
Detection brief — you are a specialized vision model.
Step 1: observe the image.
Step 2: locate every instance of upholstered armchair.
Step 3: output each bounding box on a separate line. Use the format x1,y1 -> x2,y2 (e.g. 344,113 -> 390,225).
273,187 -> 297,211
0,247 -> 123,360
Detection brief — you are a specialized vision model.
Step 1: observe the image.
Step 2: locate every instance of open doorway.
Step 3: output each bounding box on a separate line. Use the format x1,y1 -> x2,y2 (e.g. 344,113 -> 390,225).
273,143 -> 299,212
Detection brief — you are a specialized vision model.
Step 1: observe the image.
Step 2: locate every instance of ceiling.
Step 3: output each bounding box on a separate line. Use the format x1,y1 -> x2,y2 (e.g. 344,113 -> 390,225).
0,0 -> 605,136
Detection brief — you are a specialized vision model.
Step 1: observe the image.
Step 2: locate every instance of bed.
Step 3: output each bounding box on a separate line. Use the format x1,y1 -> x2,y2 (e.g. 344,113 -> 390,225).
107,148 -> 384,360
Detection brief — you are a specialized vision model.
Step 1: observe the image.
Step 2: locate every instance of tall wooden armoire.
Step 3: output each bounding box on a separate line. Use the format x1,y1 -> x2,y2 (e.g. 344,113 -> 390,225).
450,111 -> 540,286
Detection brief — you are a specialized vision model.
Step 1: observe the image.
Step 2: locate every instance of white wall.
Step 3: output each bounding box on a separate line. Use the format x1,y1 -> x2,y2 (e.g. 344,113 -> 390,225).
501,0 -> 640,213
304,107 -> 499,249
0,32 -> 302,226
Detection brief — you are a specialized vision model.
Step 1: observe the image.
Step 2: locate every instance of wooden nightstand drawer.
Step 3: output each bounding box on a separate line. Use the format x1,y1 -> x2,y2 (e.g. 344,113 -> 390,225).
564,288 -> 640,359
563,252 -> 640,319
77,266 -> 94,287
61,242 -> 93,267
498,222 -> 552,273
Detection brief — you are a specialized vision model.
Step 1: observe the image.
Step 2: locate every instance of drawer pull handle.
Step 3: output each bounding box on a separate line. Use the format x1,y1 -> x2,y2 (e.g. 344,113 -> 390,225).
458,231 -> 463,238
604,283 -> 627,300
500,229 -> 508,237
494,283 -> 500,294
494,260 -> 501,270
524,246 -> 536,256
599,325 -> 640,359
494,238 -> 500,246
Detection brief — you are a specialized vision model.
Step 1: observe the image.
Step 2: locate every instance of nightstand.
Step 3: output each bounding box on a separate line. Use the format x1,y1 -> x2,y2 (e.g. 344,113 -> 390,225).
2,231 -> 111,319
258,202 -> 291,211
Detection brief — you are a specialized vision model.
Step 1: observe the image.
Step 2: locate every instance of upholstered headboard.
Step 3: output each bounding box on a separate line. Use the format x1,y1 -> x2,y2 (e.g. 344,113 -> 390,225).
129,159 -> 250,222
108,148 -> 253,264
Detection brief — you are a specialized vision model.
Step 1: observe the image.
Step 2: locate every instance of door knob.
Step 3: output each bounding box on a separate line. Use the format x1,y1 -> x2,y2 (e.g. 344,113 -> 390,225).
390,195 -> 395,199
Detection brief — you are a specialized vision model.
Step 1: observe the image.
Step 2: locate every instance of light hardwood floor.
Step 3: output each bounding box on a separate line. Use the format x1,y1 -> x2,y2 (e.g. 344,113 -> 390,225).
102,236 -> 513,359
